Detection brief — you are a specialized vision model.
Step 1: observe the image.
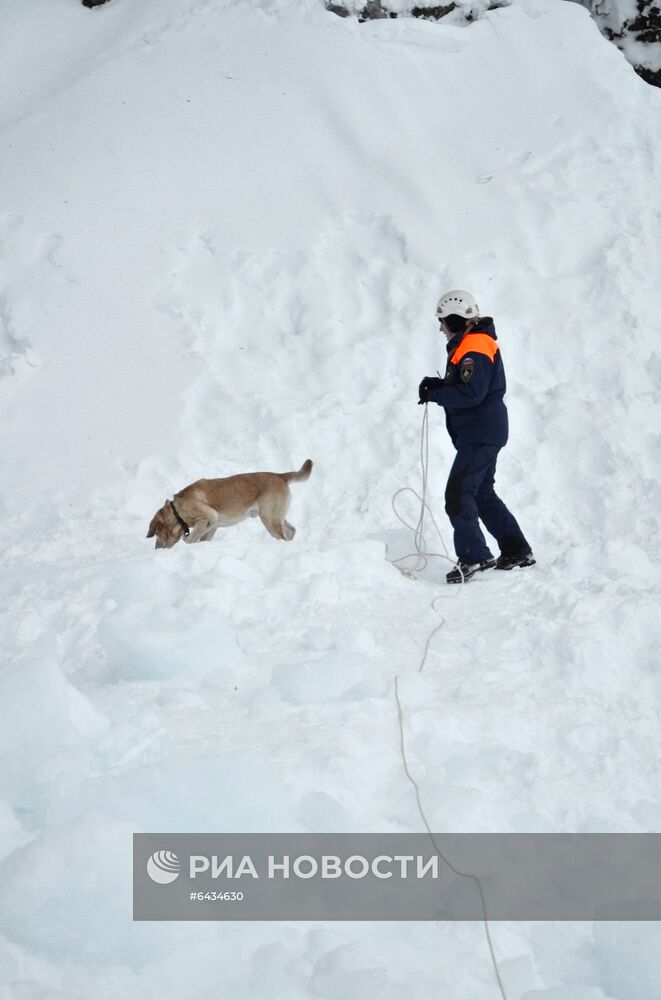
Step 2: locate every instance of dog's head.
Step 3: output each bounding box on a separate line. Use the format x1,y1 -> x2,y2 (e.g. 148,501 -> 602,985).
146,501 -> 185,549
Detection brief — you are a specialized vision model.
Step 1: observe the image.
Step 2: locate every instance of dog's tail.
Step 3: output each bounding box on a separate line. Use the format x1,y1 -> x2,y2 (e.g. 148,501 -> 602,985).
283,459 -> 313,484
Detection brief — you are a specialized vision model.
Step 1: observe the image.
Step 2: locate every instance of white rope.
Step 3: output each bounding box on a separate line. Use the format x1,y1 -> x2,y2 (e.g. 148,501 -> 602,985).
390,403 -> 464,672
391,405 -> 510,1000
394,677 -> 510,1000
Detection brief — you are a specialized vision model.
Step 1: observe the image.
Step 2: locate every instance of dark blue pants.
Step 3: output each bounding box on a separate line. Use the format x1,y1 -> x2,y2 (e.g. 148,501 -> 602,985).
444,444 -> 530,564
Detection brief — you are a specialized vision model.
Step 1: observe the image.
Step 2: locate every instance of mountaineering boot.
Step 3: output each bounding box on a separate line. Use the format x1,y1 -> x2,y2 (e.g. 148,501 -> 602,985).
446,558 -> 496,584
495,550 -> 536,571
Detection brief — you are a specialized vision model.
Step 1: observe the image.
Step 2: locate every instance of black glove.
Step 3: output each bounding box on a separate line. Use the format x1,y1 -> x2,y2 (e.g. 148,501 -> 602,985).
418,376 -> 442,404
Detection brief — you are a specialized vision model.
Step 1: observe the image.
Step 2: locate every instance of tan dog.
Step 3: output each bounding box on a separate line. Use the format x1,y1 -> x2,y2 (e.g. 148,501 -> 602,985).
146,459 -> 313,549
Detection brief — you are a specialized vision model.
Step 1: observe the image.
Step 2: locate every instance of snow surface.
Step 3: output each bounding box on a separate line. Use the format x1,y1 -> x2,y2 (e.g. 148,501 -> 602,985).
1,0 -> 661,997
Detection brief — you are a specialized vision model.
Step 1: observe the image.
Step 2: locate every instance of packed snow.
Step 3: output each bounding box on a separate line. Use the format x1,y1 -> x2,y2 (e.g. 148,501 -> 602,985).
1,0 -> 661,997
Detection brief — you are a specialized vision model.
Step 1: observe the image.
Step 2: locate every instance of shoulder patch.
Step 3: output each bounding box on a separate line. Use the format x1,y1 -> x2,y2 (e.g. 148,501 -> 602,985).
459,357 -> 475,384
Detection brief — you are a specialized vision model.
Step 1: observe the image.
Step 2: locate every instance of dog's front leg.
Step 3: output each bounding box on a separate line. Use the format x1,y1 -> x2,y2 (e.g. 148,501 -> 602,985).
185,518 -> 214,543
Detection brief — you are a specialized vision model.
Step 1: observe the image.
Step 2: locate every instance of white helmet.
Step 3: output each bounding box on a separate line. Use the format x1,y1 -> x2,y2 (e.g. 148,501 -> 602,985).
436,289 -> 480,320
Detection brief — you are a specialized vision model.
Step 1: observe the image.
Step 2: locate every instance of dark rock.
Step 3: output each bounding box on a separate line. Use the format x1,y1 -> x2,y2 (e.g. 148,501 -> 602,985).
635,63 -> 661,85
629,0 -> 661,43
358,0 -> 388,20
411,3 -> 456,19
82,0 -> 112,8
326,1 -> 351,14
627,1 -> 661,85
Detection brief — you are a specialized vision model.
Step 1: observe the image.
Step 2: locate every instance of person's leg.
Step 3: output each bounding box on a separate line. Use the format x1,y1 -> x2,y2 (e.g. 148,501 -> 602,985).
445,445 -> 496,564
475,449 -> 531,557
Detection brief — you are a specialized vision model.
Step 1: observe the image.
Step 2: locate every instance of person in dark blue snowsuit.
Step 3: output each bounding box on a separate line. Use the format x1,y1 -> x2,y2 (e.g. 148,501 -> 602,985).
418,290 -> 534,583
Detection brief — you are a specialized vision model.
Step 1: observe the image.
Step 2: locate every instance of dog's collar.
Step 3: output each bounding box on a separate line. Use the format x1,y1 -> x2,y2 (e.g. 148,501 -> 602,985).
169,500 -> 190,538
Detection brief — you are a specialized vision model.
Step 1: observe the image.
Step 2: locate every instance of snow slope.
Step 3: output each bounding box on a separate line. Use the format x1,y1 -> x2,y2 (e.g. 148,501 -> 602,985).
1,0 -> 661,997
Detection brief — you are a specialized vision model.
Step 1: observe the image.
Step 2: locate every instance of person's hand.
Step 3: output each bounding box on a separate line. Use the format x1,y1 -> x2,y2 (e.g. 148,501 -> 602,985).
418,376 -> 442,404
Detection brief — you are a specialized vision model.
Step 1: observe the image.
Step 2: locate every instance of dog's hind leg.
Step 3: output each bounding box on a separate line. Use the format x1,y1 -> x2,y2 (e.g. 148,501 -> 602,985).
258,515 -> 296,541
259,513 -> 286,540
283,520 -> 296,540
258,484 -> 296,541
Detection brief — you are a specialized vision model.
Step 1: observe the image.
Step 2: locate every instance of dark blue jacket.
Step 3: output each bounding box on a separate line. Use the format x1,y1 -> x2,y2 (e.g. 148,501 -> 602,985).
427,318 -> 509,448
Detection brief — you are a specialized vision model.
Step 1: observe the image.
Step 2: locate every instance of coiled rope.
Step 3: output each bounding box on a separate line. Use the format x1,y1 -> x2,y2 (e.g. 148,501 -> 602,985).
390,402 -> 463,672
